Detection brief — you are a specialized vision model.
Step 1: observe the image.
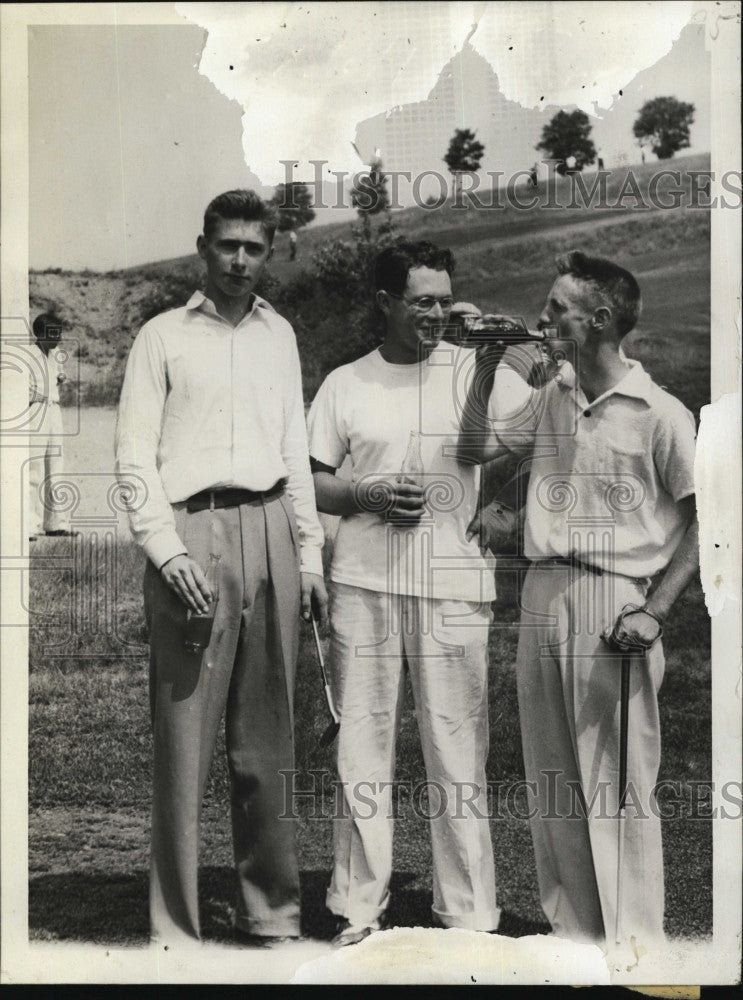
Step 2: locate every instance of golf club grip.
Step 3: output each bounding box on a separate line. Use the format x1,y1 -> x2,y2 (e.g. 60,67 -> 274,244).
618,654 -> 630,811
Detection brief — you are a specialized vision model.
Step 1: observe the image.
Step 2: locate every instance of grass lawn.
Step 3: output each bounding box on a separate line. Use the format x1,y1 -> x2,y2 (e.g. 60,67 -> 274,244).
28,537 -> 711,944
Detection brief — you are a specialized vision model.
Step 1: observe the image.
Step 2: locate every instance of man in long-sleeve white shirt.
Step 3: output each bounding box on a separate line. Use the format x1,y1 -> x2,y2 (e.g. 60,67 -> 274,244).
115,189 -> 327,946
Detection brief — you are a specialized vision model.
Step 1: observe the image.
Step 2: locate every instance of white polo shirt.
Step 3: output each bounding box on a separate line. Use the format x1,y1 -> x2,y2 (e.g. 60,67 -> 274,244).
487,358 -> 696,578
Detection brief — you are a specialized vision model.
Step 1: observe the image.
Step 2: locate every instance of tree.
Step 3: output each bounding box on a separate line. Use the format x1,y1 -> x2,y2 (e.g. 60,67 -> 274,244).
350,153 -> 390,239
633,96 -> 695,160
536,110 -> 596,175
443,128 -> 485,201
272,182 -> 315,232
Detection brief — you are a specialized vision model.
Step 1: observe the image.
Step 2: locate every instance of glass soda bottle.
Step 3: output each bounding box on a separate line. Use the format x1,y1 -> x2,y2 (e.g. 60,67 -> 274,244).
399,430 -> 424,486
184,552 -> 221,653
463,314 -> 547,345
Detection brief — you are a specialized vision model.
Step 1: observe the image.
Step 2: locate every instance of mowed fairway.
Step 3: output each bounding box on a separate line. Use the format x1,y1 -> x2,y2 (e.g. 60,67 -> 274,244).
28,195 -> 712,945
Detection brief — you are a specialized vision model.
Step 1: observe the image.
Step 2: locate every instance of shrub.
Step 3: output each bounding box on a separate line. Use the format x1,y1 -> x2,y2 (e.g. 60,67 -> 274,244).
135,263 -> 205,327
267,224 -> 401,398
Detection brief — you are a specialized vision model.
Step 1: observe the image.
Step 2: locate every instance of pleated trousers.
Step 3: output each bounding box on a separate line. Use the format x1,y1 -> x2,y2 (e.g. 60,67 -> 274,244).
144,492 -> 301,942
516,563 -> 666,945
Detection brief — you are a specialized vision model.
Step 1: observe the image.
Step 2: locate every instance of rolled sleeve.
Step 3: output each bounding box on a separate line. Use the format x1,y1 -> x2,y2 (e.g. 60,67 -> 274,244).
486,363 -> 542,452
307,371 -> 347,469
653,400 -> 697,502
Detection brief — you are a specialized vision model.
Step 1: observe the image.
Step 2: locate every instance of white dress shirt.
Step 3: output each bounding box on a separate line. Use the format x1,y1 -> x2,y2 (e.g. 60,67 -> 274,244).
115,290 -> 324,574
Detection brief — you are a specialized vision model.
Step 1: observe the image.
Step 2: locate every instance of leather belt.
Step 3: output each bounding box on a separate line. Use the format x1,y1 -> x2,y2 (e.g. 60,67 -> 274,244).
534,556 -> 603,576
186,480 -> 285,512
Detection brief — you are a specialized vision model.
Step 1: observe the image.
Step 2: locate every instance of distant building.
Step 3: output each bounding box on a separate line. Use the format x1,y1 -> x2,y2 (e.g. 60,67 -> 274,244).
355,36 -> 549,204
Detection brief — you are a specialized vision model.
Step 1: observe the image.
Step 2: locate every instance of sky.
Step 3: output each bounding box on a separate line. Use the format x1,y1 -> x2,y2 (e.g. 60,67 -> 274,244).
29,5 -> 713,272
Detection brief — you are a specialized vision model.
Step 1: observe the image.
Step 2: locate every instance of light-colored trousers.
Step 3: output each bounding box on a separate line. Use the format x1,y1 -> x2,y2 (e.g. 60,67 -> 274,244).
517,563 -> 666,945
144,493 -> 301,943
326,582 -> 499,931
28,401 -> 69,533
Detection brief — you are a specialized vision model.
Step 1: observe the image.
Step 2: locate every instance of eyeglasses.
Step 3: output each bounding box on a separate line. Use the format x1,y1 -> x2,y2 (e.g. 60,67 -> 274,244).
386,291 -> 455,313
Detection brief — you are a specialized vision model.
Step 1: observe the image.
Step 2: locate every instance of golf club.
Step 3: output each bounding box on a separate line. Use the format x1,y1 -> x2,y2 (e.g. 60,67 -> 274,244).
615,649 -> 631,946
604,603 -> 663,946
311,610 -> 341,748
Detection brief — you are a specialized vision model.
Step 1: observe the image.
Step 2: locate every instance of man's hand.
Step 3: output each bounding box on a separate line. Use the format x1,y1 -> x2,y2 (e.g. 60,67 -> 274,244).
466,501 -> 519,554
388,479 -> 427,522
160,554 -> 212,613
355,476 -> 427,523
602,605 -> 663,654
301,572 -> 328,626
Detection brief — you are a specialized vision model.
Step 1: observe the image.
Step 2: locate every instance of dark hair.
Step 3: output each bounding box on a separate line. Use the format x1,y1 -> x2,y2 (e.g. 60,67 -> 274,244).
32,313 -> 63,340
555,250 -> 641,336
203,189 -> 278,244
374,239 -> 455,295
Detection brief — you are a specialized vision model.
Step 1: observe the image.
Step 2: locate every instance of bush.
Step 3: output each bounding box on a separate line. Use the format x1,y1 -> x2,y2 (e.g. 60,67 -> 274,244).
135,263 -> 205,327
268,224 -> 401,398
82,364 -> 128,407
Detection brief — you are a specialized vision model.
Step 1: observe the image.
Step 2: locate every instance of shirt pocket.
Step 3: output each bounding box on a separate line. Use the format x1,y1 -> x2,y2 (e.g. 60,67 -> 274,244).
599,437 -> 649,515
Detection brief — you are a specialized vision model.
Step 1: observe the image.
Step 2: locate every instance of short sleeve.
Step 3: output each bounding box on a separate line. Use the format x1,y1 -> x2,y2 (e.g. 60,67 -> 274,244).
307,371 -> 348,470
653,396 -> 697,501
486,362 -> 543,453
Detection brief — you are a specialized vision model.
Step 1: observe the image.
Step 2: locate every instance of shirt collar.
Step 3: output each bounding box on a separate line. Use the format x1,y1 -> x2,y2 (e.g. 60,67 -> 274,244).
554,357 -> 653,405
185,289 -> 276,319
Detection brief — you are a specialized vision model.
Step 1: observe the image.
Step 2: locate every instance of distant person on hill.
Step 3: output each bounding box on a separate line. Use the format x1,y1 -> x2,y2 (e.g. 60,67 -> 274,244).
115,189 -> 327,947
28,312 -> 79,540
458,250 -> 698,946
529,163 -> 538,187
307,240 -> 500,946
288,228 -> 297,261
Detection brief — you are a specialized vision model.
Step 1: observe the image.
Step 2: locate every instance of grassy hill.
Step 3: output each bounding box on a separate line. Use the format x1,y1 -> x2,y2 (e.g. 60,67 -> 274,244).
30,154 -> 710,417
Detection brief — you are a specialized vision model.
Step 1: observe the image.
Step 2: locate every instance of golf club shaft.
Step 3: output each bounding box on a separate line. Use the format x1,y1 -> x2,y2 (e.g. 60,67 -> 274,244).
311,612 -> 330,686
311,610 -> 340,725
618,653 -> 630,810
615,652 -> 631,944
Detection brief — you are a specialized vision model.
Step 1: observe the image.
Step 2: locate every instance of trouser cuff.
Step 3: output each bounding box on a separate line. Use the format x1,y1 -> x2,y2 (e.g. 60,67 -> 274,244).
234,914 -> 301,937
432,905 -> 501,932
326,892 -> 389,926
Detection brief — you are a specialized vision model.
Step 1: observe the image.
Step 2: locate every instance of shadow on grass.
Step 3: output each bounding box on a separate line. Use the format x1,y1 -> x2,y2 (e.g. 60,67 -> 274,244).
29,867 -> 549,944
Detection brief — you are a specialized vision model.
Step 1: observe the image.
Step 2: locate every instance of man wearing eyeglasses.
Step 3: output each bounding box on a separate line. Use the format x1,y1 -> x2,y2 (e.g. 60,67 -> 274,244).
307,240 -> 499,946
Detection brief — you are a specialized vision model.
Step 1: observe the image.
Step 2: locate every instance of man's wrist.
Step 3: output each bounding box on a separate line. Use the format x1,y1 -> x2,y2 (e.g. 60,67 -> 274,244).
144,530 -> 188,572
639,604 -> 665,627
299,545 -> 324,577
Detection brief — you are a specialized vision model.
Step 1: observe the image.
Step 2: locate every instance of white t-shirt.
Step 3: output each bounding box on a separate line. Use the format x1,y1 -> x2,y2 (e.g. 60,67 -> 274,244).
307,344 -> 496,603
